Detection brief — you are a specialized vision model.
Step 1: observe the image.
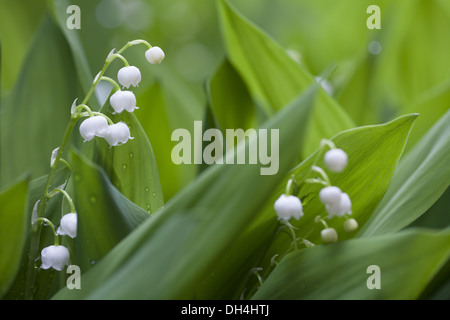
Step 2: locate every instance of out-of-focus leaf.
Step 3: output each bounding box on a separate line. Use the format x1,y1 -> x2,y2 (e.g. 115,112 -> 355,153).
47,0 -> 93,96
252,229 -> 450,300
52,85 -> 317,300
401,79 -> 450,154
0,177 -> 29,298
208,59 -> 259,134
218,0 -> 354,157
359,110 -> 450,237
0,16 -> 79,186
371,0 -> 450,110
198,114 -> 417,299
0,0 -> 45,95
70,150 -> 150,271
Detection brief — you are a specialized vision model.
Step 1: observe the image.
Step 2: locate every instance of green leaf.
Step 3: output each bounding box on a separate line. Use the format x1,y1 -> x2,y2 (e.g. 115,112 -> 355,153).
359,110 -> 450,237
0,16 -> 79,186
197,114 -> 417,299
218,0 -> 354,156
401,78 -> 450,153
47,0 -> 93,97
208,59 -> 259,133
252,229 -> 450,300
136,81 -> 194,200
52,85 -> 317,300
70,150 -> 151,271
94,109 -> 164,213
371,1 -> 450,110
0,177 -> 29,298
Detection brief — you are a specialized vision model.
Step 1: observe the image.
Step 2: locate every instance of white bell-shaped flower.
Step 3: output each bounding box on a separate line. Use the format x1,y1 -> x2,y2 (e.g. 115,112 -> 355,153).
325,192 -> 352,218
56,213 -> 77,239
343,218 -> 359,233
40,245 -> 70,271
102,122 -> 133,147
79,116 -> 109,142
274,194 -> 303,221
117,66 -> 141,88
324,148 -> 348,172
321,228 -> 338,243
110,90 -> 137,114
319,186 -> 342,205
145,46 -> 165,64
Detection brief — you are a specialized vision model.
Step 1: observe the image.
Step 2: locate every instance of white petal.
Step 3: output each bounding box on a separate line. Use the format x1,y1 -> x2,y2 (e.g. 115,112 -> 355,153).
103,122 -> 132,147
274,194 -> 303,220
319,186 -> 342,206
79,116 -> 109,141
110,91 -> 137,114
324,148 -> 348,172
117,66 -> 141,88
59,213 -> 77,238
51,246 -> 70,271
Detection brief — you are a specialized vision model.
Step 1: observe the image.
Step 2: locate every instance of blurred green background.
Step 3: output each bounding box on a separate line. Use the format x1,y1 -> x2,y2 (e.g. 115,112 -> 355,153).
1,0 -> 449,201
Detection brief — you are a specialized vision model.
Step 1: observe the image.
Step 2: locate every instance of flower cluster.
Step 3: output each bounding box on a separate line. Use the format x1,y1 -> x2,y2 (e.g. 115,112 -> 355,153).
36,41 -> 165,272
273,139 -> 358,247
78,45 -> 165,147
40,213 -> 77,271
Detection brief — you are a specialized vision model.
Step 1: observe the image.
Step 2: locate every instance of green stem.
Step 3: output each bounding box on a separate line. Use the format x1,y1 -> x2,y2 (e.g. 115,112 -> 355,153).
91,112 -> 114,125
35,218 -> 59,246
100,76 -> 121,92
47,188 -> 76,213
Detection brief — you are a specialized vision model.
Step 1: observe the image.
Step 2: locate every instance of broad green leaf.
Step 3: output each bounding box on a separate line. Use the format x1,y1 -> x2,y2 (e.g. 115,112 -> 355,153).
359,110 -> 450,237
218,0 -> 354,157
136,82 -> 194,201
0,0 -> 45,95
52,85 -> 317,300
70,150 -> 150,271
409,187 -> 450,230
371,0 -> 450,110
401,78 -> 450,153
197,114 -> 417,299
0,177 -> 29,298
94,107 -> 164,213
252,229 -> 450,300
208,59 -> 259,135
0,16 -> 79,186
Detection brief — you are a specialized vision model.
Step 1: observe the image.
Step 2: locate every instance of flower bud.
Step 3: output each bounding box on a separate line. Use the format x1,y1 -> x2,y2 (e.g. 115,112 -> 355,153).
117,66 -> 141,88
110,90 -> 137,114
79,116 -> 109,142
102,122 -> 133,147
324,148 -> 348,172
343,218 -> 359,233
274,194 -> 303,221
321,228 -> 338,244
40,245 -> 70,271
145,46 -> 165,64
56,213 -> 77,239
